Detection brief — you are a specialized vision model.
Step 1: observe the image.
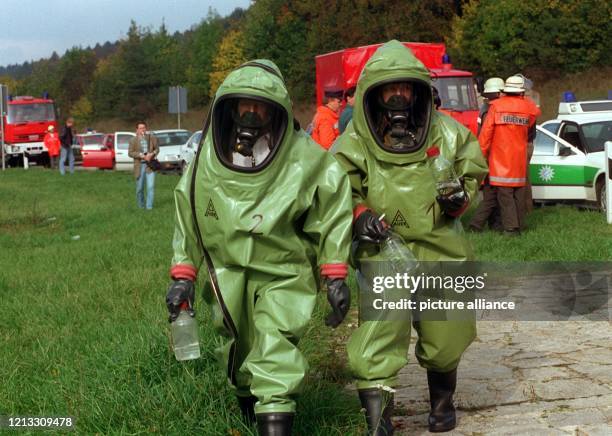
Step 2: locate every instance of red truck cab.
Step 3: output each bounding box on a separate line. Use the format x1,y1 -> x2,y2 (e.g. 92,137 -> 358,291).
315,42 -> 479,134
2,96 -> 58,164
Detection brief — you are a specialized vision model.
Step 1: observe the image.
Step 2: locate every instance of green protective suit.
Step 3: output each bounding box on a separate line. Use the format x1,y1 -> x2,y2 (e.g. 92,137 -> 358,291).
333,41 -> 488,389
170,60 -> 353,413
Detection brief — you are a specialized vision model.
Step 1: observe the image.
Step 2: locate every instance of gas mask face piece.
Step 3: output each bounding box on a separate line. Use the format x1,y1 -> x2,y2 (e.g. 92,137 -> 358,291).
235,111 -> 266,157
364,79 -> 433,154
380,93 -> 416,148
383,95 -> 413,145
212,95 -> 288,172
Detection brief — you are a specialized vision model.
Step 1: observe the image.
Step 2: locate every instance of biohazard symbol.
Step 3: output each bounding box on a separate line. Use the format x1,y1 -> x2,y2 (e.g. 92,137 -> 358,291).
205,199 -> 218,220
391,210 -> 408,227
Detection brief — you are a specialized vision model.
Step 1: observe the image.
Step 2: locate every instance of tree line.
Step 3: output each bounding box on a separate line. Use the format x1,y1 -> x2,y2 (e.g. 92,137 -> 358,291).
0,0 -> 608,124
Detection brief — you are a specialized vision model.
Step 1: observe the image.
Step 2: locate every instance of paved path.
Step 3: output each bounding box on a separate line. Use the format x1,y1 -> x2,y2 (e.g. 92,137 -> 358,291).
392,321 -> 612,435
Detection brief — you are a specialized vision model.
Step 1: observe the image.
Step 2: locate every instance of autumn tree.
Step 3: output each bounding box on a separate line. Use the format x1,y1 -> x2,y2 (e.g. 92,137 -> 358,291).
209,29 -> 246,98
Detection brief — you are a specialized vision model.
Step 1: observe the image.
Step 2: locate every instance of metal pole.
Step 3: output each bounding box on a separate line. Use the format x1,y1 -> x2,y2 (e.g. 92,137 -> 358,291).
605,141 -> 611,224
177,87 -> 181,129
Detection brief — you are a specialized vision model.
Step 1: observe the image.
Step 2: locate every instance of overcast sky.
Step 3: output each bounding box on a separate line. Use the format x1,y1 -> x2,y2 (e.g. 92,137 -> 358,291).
0,0 -> 251,67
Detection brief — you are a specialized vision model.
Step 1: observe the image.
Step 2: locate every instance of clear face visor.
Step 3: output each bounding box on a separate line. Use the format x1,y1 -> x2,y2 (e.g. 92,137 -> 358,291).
365,80 -> 432,153
212,96 -> 288,171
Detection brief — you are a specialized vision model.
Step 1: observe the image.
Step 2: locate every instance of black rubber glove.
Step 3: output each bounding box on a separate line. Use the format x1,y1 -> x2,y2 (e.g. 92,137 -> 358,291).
354,210 -> 387,243
325,278 -> 351,328
437,177 -> 469,216
166,279 -> 195,323
436,189 -> 468,217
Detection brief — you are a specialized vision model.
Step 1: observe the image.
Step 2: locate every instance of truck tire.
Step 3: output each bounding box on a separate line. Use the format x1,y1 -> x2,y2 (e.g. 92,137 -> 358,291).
8,155 -> 21,167
596,177 -> 606,212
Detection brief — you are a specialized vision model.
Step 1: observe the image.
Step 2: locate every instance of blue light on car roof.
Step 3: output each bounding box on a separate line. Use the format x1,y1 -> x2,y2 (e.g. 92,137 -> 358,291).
608,90 -> 612,100
442,54 -> 451,64
562,91 -> 577,102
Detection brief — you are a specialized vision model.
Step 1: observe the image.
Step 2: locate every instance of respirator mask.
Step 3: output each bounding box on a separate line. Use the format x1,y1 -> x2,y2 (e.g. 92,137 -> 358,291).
234,110 -> 268,157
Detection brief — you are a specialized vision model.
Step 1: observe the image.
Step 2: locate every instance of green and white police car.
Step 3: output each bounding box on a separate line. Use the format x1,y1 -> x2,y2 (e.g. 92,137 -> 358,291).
529,99 -> 612,210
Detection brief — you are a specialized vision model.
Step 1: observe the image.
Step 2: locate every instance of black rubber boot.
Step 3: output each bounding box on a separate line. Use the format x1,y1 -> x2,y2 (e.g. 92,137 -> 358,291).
358,388 -> 395,435
427,369 -> 457,433
255,413 -> 294,436
236,395 -> 257,424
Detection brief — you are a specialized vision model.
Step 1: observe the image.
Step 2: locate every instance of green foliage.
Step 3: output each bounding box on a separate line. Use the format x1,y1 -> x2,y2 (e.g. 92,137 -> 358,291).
57,48 -> 97,114
1,1 -> 459,116
14,57 -> 61,104
89,57 -> 123,119
243,0 -> 310,99
70,95 -> 94,126
241,0 -> 456,100
3,0 -> 610,122
186,9 -> 225,106
0,75 -> 19,94
449,0 -> 612,77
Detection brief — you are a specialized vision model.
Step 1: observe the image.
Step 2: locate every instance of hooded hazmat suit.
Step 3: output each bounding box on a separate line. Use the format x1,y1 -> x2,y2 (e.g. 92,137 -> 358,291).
333,41 -> 488,390
169,60 -> 353,415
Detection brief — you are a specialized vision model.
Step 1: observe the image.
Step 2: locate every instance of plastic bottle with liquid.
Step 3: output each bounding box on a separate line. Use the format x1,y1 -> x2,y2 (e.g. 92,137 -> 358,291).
379,229 -> 419,275
426,146 -> 462,196
171,303 -> 201,361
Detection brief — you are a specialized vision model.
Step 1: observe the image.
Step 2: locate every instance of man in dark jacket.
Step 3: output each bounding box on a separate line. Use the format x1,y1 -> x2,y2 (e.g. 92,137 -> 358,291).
339,86 -> 356,133
59,117 -> 75,175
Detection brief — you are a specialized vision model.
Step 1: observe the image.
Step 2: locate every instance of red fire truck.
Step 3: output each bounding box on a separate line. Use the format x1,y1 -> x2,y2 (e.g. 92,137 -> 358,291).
1,96 -> 58,166
315,42 -> 479,134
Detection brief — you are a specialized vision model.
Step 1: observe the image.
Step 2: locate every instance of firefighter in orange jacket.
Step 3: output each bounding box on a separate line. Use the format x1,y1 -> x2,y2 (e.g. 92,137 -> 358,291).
478,76 -> 541,235
312,88 -> 342,150
43,125 -> 61,169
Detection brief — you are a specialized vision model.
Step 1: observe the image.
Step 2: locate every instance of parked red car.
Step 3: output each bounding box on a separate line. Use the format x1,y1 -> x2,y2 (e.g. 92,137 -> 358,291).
81,131 -> 136,170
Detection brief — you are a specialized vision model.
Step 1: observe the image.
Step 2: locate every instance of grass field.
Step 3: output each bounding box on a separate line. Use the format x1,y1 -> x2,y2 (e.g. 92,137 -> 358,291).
0,168 -> 610,434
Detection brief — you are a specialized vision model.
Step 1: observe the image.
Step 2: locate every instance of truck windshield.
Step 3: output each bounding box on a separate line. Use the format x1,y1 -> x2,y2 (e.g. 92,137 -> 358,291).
432,77 -> 478,111
7,103 -> 56,123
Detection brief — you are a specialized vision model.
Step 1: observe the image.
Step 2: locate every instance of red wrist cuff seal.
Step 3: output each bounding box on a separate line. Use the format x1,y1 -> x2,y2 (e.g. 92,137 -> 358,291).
170,264 -> 198,282
320,263 -> 348,280
353,204 -> 370,223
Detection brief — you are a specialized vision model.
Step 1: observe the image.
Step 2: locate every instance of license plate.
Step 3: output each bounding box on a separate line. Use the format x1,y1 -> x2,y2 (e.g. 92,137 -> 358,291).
29,135 -> 38,141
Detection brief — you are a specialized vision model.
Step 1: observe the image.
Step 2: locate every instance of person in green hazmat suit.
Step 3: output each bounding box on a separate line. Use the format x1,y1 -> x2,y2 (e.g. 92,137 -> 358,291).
165,60 -> 353,436
333,41 -> 488,434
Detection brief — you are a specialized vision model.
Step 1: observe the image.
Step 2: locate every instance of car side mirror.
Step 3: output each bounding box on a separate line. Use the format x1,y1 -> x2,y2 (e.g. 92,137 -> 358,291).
558,146 -> 574,157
